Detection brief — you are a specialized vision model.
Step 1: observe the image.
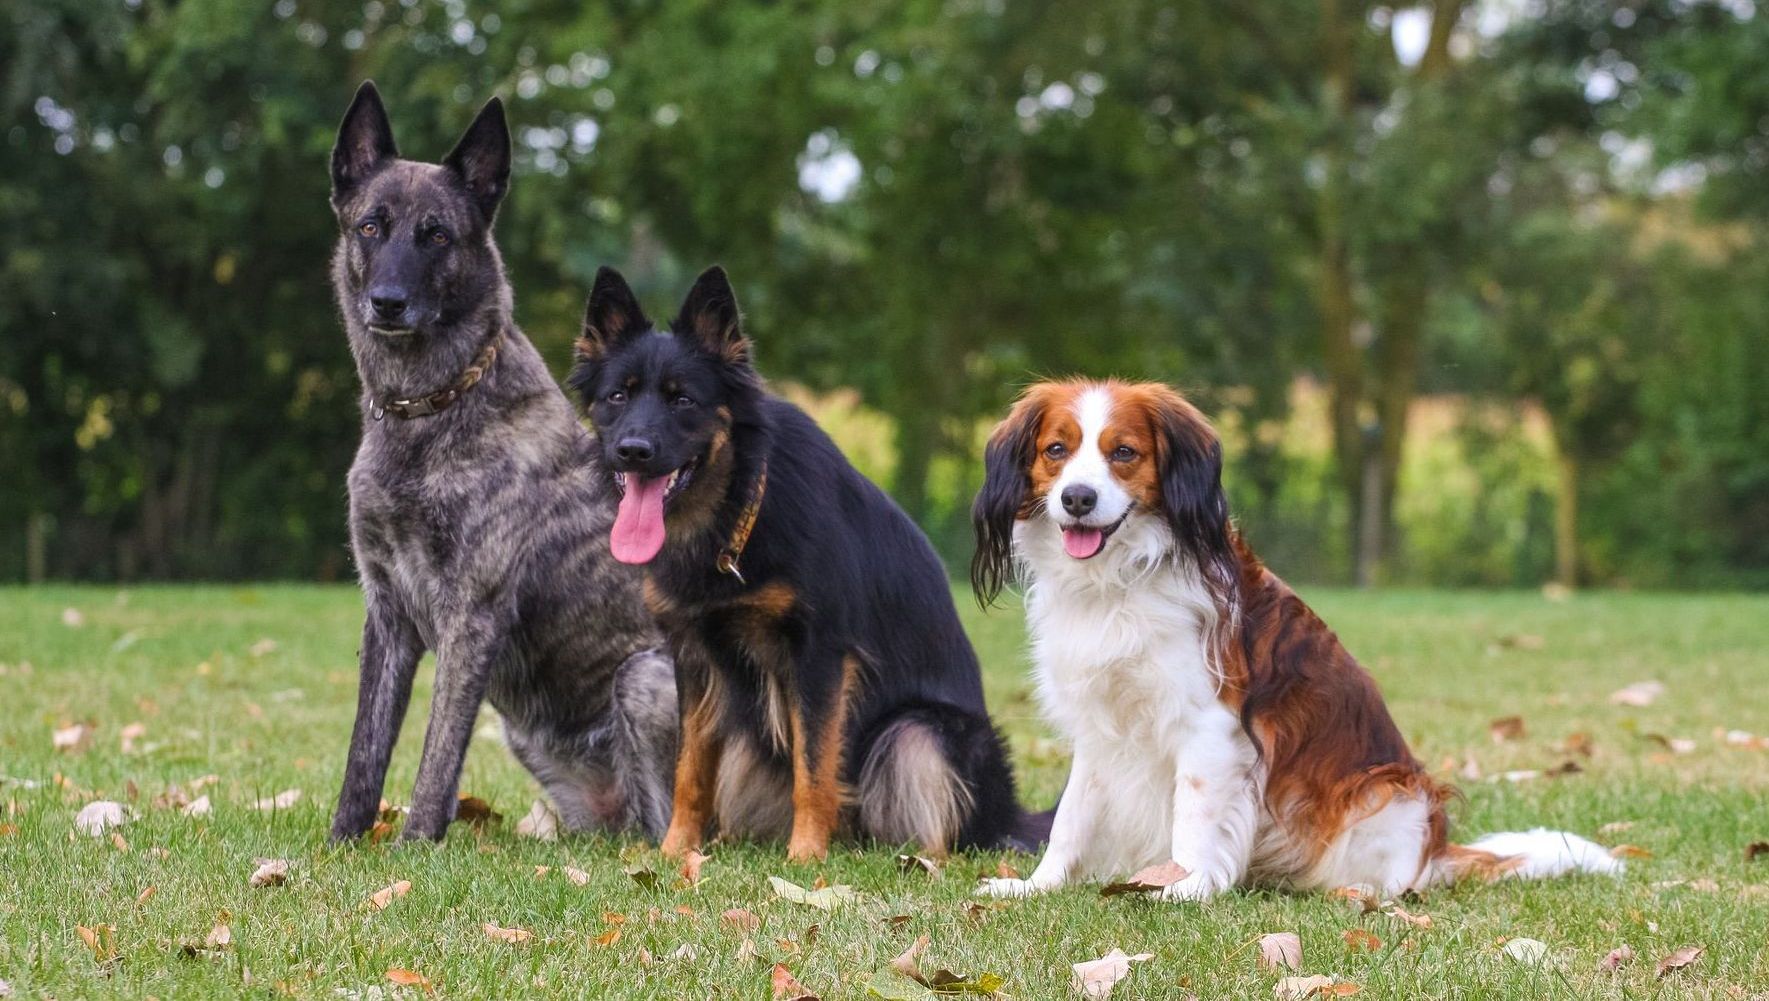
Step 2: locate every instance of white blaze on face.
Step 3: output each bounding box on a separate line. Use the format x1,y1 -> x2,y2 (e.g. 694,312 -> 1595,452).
1046,387 -> 1135,559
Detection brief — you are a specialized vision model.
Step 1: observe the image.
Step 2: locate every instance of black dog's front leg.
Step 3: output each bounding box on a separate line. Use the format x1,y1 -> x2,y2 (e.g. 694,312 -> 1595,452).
400,612 -> 506,841
331,587 -> 423,841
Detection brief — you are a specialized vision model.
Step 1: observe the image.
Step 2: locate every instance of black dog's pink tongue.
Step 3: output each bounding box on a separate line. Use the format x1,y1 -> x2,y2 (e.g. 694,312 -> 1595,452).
611,476 -> 668,564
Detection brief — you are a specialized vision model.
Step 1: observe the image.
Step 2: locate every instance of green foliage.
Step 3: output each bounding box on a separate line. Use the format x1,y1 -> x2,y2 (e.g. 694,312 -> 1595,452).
1,0 -> 1766,586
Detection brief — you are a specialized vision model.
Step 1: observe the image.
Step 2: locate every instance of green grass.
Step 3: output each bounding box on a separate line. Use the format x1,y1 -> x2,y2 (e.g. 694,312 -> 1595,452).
3,585 -> 1767,999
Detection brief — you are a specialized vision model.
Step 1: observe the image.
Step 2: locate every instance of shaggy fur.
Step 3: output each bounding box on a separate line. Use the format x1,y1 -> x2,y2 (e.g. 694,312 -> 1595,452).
972,379 -> 1620,898
326,82 -> 675,843
567,266 -> 1048,861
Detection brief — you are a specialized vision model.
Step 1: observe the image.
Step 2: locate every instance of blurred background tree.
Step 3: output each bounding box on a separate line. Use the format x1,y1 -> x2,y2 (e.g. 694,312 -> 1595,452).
2,0 -> 1765,588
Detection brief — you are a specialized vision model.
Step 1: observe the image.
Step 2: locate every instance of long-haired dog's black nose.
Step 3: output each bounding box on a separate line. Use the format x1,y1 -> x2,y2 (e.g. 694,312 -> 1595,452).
1061,484 -> 1098,518
369,287 -> 409,321
615,437 -> 656,464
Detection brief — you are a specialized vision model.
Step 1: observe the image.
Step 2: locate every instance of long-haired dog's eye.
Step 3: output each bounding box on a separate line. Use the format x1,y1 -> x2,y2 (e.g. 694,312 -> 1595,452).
671,394 -> 695,409
1043,442 -> 1067,460
1112,445 -> 1138,462
607,390 -> 628,405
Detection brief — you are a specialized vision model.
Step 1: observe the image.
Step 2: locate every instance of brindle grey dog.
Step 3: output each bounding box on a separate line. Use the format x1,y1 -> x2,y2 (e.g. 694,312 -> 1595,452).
327,81 -> 676,843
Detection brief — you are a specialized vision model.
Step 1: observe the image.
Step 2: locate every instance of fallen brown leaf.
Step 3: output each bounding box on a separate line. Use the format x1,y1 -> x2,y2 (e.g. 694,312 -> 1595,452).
136,885 -> 156,907
563,865 -> 591,886
1071,949 -> 1153,999
118,722 -> 148,755
249,859 -> 289,888
183,795 -> 212,819
1342,928 -> 1382,953
453,794 -> 500,827
770,963 -> 818,1001
1597,944 -> 1634,973
481,922 -> 532,944
1608,844 -> 1652,860
1559,732 -> 1594,757
1489,716 -> 1525,743
205,922 -> 232,950
73,800 -> 127,837
1598,820 -> 1635,835
1257,932 -> 1302,970
896,853 -> 940,877
680,849 -> 710,886
593,928 -> 621,947
1497,633 -> 1545,651
1610,680 -> 1664,707
367,879 -> 411,910
723,908 -> 761,933
1101,861 -> 1189,896
1656,945 -> 1704,978
110,831 -> 130,852
75,923 -> 118,963
994,860 -> 1020,879
513,799 -> 559,841
1386,906 -> 1432,929
385,968 -> 432,990
1328,885 -> 1379,914
889,934 -> 931,983
1745,841 -> 1769,862
253,789 -> 301,811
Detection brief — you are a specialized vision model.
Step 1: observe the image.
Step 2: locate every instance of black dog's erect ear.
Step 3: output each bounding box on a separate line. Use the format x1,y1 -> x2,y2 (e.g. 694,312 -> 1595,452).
444,97 -> 512,222
970,392 -> 1044,607
575,267 -> 652,363
673,266 -> 749,364
331,81 -> 398,207
1153,395 -> 1235,596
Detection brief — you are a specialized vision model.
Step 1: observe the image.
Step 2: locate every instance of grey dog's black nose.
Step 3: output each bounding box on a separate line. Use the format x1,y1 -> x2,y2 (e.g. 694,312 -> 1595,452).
615,437 -> 655,464
369,288 -> 408,321
1061,484 -> 1097,518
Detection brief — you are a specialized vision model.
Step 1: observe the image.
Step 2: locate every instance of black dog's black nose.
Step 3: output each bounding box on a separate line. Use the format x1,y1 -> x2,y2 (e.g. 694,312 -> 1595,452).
1060,485 -> 1097,518
615,437 -> 656,464
369,288 -> 408,321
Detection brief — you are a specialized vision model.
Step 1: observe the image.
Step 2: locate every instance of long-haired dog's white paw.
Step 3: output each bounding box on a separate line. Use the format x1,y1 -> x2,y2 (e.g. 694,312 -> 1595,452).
976,876 -> 1045,898
1158,870 -> 1231,902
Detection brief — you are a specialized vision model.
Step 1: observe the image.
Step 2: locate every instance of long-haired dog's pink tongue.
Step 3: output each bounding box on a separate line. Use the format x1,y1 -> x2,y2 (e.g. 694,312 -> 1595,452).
1062,526 -> 1105,559
611,475 -> 669,564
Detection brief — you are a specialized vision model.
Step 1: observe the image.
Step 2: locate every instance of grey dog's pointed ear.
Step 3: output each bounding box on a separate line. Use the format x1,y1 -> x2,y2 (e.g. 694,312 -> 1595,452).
444,96 -> 512,223
575,267 -> 652,363
672,266 -> 749,364
332,81 -> 398,208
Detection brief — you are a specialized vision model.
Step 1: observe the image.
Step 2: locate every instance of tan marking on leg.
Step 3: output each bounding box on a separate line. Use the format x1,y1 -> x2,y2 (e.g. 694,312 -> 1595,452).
659,679 -> 725,858
785,655 -> 858,862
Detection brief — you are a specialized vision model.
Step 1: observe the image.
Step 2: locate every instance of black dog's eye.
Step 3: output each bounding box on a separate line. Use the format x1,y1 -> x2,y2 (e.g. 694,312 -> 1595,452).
1111,445 -> 1138,462
358,220 -> 379,238
429,228 -> 450,247
671,394 -> 695,409
1044,442 -> 1067,459
607,390 -> 628,405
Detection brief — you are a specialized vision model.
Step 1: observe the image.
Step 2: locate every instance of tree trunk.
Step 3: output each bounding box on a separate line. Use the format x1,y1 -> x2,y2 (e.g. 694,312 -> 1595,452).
891,407 -> 935,526
1554,442 -> 1580,588
1318,0 -> 1366,582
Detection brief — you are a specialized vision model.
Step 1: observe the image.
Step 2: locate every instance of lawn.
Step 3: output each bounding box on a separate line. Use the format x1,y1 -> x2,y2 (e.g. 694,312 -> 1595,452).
2,585 -> 1767,999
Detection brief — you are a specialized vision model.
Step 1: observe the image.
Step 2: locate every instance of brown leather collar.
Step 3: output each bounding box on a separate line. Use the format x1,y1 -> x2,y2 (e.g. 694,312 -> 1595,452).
372,328 -> 504,421
715,460 -> 767,584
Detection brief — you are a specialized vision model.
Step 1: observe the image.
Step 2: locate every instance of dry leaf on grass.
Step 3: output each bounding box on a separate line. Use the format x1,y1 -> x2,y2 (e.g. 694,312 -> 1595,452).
1721,729 -> 1769,749
1274,974 -> 1361,999
110,831 -> 130,852
593,928 -> 621,947
54,723 -> 94,755
367,879 -> 411,910
1745,841 -> 1769,862
481,922 -> 532,944
1071,949 -> 1153,999
1656,945 -> 1704,978
74,801 -> 127,837
994,860 -> 1020,879
1327,886 -> 1378,914
1596,945 -> 1634,973
625,864 -> 662,891
680,849 -> 710,886
888,934 -> 931,981
253,789 -> 301,811
1386,907 -> 1432,929
1342,929 -> 1382,953
723,908 -> 761,933
1644,733 -> 1697,755
513,799 -> 559,841
136,886 -> 156,907
1610,680 -> 1664,707
1488,716 -> 1525,743
248,859 -> 289,888
1257,932 -> 1302,970
183,795 -> 212,818
1608,844 -> 1652,859
897,854 -> 940,877
563,866 -> 591,886
453,794 -> 500,827
768,876 -> 862,910
385,968 -> 432,990
118,722 -> 148,754
1100,861 -> 1189,896
75,923 -> 118,963
770,963 -> 819,1000
1500,938 -> 1550,965
61,607 -> 85,628
248,638 -> 279,658
1598,820 -> 1635,835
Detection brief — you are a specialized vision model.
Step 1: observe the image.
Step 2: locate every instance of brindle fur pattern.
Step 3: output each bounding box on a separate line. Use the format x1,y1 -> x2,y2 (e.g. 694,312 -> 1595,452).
327,82 -> 675,842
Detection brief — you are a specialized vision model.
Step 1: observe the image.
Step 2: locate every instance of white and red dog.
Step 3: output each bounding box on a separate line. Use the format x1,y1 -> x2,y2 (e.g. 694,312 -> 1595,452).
971,379 -> 1618,900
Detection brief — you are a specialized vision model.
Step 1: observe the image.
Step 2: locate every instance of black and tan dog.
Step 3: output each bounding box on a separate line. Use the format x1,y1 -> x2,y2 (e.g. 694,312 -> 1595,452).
568,266 -> 1046,861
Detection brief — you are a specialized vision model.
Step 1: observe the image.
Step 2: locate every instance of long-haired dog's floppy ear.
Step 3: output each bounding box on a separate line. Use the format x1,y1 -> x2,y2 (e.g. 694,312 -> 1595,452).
971,393 -> 1044,607
1153,392 -> 1235,595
